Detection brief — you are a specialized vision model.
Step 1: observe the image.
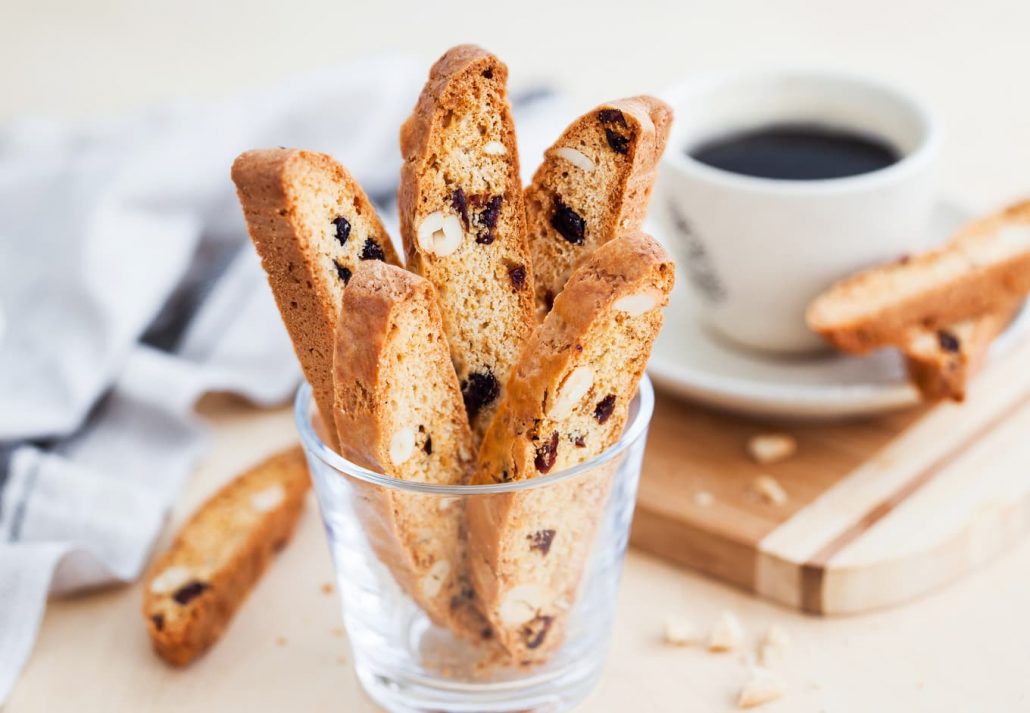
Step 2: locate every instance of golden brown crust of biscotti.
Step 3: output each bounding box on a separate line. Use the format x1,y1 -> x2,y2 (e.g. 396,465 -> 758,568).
332,260 -> 479,632
525,96 -> 672,317
232,148 -> 400,449
142,446 -> 310,666
397,45 -> 536,445
902,300 -> 1021,402
807,200 -> 1030,353
467,233 -> 674,663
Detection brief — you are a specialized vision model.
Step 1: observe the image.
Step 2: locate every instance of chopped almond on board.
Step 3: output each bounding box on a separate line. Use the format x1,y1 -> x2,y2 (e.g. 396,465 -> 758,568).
747,434 -> 797,464
708,610 -> 744,652
752,475 -> 788,506
738,667 -> 786,708
663,616 -> 698,646
693,490 -> 715,507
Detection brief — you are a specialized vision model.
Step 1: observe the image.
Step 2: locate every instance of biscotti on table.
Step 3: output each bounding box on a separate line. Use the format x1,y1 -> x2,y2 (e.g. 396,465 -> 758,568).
143,447 -> 310,665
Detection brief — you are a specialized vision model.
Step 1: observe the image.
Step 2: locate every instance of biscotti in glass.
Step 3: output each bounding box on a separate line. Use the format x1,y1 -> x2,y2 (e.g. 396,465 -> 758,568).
296,377 -> 655,713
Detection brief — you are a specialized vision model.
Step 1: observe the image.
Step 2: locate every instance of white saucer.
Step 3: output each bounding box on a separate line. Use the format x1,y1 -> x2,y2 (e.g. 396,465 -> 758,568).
647,201 -> 1030,420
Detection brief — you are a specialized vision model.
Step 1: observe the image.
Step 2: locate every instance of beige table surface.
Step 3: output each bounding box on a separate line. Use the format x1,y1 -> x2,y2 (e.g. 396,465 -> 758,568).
4,0 -> 1030,711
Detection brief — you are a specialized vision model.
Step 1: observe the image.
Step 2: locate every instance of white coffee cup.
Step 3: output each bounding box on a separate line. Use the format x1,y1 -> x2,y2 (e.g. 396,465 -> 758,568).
655,69 -> 942,353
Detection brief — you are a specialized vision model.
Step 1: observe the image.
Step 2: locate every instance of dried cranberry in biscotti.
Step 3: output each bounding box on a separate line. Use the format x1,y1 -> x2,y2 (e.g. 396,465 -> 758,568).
360,238 -> 386,261
527,529 -> 556,555
533,431 -> 560,473
508,264 -> 527,291
551,197 -> 586,245
451,188 -> 470,228
594,394 -> 616,424
937,330 -> 961,353
474,195 -> 503,244
461,370 -> 500,420
332,216 -> 351,246
334,261 -> 352,285
523,615 -> 555,649
597,108 -> 632,154
173,581 -> 209,605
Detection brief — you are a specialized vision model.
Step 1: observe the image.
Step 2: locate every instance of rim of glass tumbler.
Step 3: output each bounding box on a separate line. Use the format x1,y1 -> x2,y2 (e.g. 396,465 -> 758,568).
294,374 -> 655,496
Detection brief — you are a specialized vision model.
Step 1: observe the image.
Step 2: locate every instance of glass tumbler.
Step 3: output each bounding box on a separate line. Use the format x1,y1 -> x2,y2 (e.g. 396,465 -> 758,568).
296,376 -> 656,713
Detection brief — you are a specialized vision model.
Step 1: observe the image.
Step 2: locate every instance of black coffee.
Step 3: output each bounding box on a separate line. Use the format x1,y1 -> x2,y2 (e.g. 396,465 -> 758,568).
689,124 -> 900,180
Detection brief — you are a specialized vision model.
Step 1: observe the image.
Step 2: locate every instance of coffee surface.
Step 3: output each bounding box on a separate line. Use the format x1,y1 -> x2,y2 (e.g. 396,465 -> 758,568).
689,124 -> 900,180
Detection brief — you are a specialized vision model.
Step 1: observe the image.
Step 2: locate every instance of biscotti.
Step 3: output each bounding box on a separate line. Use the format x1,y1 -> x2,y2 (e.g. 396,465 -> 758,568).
232,148 -> 401,448
398,45 -> 535,444
902,301 -> 1020,402
467,233 -> 674,663
332,260 -> 478,631
143,446 -> 310,666
525,96 -> 672,316
807,200 -> 1030,353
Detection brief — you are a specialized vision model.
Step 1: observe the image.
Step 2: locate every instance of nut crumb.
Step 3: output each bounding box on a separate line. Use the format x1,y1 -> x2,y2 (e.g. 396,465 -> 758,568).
757,624 -> 791,667
738,668 -> 785,708
663,616 -> 698,646
336,655 -> 348,665
747,434 -> 797,465
752,475 -> 788,506
275,636 -> 287,647
321,582 -> 334,595
693,490 -> 715,507
708,610 -> 744,652
330,626 -> 344,638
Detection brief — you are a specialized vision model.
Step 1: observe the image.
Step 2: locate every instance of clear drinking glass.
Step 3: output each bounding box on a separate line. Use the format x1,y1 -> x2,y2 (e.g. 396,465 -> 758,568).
296,376 -> 655,713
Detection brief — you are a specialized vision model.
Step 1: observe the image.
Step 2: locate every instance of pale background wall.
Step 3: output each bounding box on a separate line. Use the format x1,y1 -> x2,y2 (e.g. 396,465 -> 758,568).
3,0 -> 1028,207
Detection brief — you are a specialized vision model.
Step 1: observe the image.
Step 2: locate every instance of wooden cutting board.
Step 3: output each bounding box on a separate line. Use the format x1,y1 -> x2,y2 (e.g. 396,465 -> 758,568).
631,335 -> 1030,615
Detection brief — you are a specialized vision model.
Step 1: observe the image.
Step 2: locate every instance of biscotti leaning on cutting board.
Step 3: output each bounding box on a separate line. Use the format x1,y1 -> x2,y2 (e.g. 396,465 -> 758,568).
807,199 -> 1030,353
525,96 -> 672,317
467,232 -> 674,662
143,447 -> 310,666
398,44 -> 536,445
232,148 -> 401,449
331,259 -> 483,635
807,199 -> 1030,401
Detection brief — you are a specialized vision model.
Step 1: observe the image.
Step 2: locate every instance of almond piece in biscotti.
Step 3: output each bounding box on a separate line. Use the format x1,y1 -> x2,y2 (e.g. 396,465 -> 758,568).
398,45 -> 536,445
332,259 -> 483,637
142,446 -> 310,666
466,232 -> 674,665
232,149 -> 401,450
525,96 -> 672,317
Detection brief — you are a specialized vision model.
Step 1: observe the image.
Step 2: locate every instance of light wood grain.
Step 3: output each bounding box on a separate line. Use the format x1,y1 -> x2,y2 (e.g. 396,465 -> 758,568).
632,336 -> 1030,614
